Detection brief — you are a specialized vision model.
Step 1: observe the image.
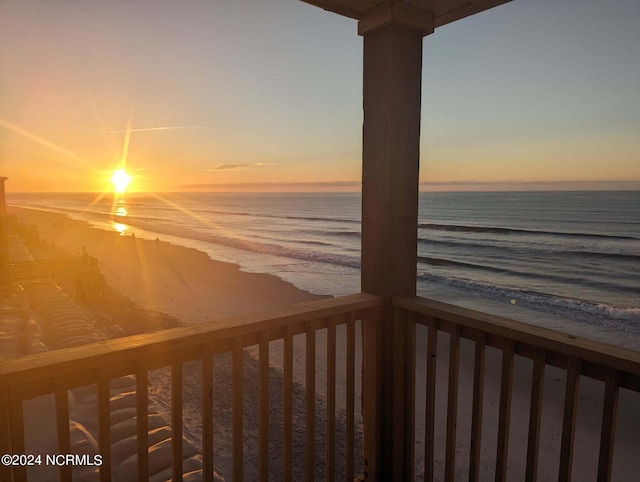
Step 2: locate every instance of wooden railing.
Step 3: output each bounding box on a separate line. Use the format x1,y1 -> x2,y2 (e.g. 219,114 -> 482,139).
0,293 -> 383,482
393,296 -> 640,482
9,256 -> 100,281
3,293 -> 640,481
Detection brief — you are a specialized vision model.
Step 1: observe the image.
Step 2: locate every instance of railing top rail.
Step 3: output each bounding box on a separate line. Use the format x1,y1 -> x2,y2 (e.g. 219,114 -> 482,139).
394,295 -> 640,377
0,293 -> 383,388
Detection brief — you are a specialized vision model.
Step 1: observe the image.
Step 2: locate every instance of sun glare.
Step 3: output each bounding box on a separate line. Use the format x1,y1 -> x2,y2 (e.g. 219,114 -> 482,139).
111,169 -> 132,193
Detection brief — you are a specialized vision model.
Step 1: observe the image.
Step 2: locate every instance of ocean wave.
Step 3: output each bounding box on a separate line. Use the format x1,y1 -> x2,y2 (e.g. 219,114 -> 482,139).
197,208 -> 357,225
418,237 -> 640,260
418,223 -> 639,241
418,255 -> 507,273
418,255 -> 638,294
121,220 -> 363,270
332,230 -> 361,238
417,273 -> 640,331
289,239 -> 335,247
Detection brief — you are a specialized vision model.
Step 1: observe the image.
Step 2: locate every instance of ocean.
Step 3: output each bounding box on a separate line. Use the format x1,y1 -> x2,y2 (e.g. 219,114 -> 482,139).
7,191 -> 640,348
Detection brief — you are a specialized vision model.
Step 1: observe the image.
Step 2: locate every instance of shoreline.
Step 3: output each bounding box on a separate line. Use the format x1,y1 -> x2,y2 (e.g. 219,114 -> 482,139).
8,206 -> 325,325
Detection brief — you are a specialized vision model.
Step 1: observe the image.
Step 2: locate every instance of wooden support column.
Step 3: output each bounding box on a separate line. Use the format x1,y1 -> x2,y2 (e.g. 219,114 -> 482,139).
0,177 -> 9,286
0,177 -> 7,216
360,6 -> 433,481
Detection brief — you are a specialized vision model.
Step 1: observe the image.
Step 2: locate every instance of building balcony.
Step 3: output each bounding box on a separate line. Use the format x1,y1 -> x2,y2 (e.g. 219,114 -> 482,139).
2,292 -> 638,481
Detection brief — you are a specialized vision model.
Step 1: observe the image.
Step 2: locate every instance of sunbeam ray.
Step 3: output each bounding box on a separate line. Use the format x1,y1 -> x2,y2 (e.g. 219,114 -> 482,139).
0,117 -> 93,169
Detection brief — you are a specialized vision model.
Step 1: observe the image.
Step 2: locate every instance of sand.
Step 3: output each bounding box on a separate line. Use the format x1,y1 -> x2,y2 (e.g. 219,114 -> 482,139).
9,206 -> 323,324
6,206 -> 640,481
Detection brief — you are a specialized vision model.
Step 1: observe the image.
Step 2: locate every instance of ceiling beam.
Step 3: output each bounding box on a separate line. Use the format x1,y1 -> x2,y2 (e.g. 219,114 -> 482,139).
434,0 -> 512,28
358,3 -> 435,36
299,0 -> 365,19
300,0 -> 512,29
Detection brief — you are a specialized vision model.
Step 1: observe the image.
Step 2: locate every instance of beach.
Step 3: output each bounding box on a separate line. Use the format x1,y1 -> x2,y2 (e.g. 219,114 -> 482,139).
6,205 -> 640,481
9,206 -> 323,324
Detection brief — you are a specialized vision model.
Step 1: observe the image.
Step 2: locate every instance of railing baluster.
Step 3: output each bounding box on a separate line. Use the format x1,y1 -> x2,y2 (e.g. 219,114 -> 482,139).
392,306 -> 407,480
362,306 -> 382,482
9,391 -> 26,482
98,377 -> 111,482
404,310 -> 416,481
445,324 -> 461,482
495,339 -> 515,482
559,357 -> 581,482
306,322 -> 316,482
597,367 -> 620,482
0,388 -> 11,480
202,347 -> 214,482
54,382 -> 71,482
346,317 -> 356,482
326,317 -> 337,482
137,360 -> 149,482
469,331 -> 486,482
232,340 -> 244,482
171,362 -> 183,482
424,316 -> 438,482
525,348 -> 546,482
284,326 -> 293,482
258,334 -> 269,482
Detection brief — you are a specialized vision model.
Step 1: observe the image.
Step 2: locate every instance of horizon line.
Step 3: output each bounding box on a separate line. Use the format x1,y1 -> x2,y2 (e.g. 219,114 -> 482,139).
175,179 -> 640,192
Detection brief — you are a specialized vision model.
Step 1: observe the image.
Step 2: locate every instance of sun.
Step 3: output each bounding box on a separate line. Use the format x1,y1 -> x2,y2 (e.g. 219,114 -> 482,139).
111,169 -> 132,193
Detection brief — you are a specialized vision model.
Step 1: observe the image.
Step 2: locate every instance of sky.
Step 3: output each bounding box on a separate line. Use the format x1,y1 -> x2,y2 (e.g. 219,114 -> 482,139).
1,0 -> 639,192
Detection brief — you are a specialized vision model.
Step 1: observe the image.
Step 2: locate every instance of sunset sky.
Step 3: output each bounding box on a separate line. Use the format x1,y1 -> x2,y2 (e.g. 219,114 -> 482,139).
1,0 -> 639,192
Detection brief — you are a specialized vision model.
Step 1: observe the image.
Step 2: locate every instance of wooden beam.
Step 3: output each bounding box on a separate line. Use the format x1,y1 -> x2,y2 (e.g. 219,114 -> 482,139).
559,358 -> 581,482
360,20 -> 425,479
435,0 -> 512,28
361,26 -> 423,297
423,317 -> 438,482
358,3 -> 435,36
258,334 -> 270,481
201,349 -> 214,482
171,362 -> 184,482
305,323 -> 316,481
495,340 -> 515,482
445,325 -> 461,481
299,0 -> 364,19
469,332 -> 486,482
346,318 -> 356,482
232,341 -> 243,482
283,327 -> 294,482
525,349 -> 545,482
597,368 -> 620,481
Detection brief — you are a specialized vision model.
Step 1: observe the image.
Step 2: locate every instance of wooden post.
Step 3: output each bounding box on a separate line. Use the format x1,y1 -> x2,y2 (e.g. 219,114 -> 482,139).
0,177 -> 8,286
359,7 -> 433,480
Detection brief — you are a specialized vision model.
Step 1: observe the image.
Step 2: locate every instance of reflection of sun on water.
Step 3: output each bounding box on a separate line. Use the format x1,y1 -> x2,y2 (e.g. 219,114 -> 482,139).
110,169 -> 130,234
113,222 -> 127,235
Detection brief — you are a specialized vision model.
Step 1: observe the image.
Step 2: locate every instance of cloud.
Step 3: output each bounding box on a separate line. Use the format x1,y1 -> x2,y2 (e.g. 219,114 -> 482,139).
182,181 -> 360,192
418,180 -> 640,191
206,162 -> 279,171
208,164 -> 250,171
86,125 -> 208,134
